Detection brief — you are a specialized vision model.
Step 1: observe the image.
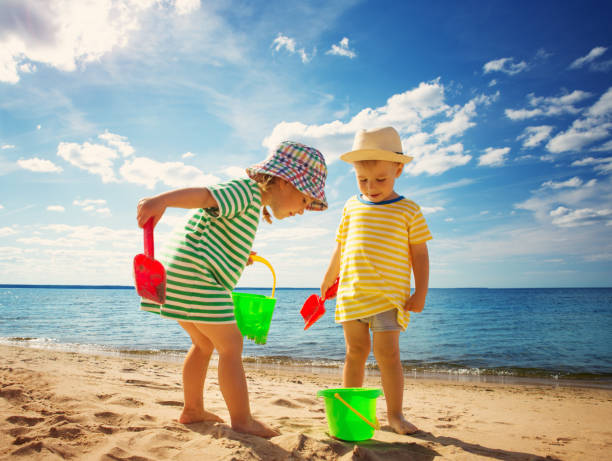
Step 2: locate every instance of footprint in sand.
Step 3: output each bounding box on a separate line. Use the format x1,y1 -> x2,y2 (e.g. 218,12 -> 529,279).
271,398 -> 302,409
108,396 -> 144,408
0,386 -> 25,401
156,400 -> 183,407
6,415 -> 45,426
48,425 -> 83,440
94,411 -> 122,424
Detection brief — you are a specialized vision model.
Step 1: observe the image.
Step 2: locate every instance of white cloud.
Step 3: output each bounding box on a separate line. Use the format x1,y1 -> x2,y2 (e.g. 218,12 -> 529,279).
478,147 -> 510,167
15,224 -> 137,252
421,206 -> 444,214
56,131 -> 220,188
1,145 -> 15,149
57,141 -> 119,183
0,0 -> 157,84
483,57 -> 528,75
74,199 -> 106,208
569,46 -> 607,69
549,206 -> 612,227
572,156 -> 612,174
515,172 -> 612,230
0,227 -> 16,237
17,157 -> 63,173
174,0 -> 201,15
98,131 -> 134,157
432,92 -> 498,141
517,125 -> 554,148
262,80 -> 488,176
271,34 -> 311,63
541,177 -> 584,189
404,140 -> 472,176
74,199 -> 110,216
505,90 -> 592,120
120,157 -> 219,189
47,205 -> 65,212
546,87 -> 612,154
592,139 -> 612,152
223,166 -> 247,178
326,37 -> 356,59
263,80 -> 447,155
182,152 -> 195,159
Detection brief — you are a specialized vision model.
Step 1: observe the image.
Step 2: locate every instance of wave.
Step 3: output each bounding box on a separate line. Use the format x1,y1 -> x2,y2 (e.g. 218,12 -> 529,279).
3,336 -> 611,388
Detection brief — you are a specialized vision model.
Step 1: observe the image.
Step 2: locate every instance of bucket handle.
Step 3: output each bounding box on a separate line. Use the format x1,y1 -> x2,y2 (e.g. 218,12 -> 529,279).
333,393 -> 380,430
249,254 -> 276,298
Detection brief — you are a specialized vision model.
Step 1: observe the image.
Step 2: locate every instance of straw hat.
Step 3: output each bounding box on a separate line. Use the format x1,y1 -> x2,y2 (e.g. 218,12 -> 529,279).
246,141 -> 328,211
340,127 -> 412,164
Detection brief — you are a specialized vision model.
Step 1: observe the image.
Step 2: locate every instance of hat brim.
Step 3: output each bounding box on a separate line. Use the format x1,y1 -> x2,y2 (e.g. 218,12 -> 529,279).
340,149 -> 413,164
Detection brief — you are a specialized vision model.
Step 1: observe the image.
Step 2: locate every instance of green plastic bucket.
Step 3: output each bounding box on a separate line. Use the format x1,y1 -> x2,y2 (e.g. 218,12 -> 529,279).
316,388 -> 382,441
233,255 -> 276,345
233,292 -> 276,344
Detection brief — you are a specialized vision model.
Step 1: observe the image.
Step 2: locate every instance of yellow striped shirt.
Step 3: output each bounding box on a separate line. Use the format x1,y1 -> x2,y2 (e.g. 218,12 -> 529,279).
335,195 -> 432,330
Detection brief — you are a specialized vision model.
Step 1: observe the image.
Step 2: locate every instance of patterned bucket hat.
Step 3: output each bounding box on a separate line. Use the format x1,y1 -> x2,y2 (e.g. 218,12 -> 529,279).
246,141 -> 328,211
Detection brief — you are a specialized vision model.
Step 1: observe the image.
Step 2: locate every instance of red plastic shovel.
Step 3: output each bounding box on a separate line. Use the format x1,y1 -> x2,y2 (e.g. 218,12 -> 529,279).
133,218 -> 166,304
300,277 -> 339,330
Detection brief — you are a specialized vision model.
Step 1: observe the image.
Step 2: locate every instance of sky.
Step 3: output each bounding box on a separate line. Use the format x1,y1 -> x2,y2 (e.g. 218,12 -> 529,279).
1,0 -> 611,288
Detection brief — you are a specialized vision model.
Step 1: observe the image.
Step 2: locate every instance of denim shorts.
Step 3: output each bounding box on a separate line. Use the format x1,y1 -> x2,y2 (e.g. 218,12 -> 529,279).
357,309 -> 401,332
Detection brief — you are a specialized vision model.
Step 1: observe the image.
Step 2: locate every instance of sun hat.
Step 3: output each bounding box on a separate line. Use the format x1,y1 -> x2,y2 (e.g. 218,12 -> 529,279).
246,141 -> 328,211
340,126 -> 413,164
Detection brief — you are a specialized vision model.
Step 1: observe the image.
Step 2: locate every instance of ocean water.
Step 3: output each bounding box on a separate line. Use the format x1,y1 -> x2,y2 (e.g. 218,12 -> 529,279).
1,286 -> 611,385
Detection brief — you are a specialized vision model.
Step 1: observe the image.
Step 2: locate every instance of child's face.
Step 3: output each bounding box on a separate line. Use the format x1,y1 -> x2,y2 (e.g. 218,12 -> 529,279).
353,160 -> 403,203
268,180 -> 313,220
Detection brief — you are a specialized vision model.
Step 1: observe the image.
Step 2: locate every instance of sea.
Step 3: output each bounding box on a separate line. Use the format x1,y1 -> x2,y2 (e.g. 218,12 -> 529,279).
1,286 -> 611,388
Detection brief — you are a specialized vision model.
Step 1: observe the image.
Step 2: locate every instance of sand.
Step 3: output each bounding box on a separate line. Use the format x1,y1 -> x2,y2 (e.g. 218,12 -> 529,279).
1,344 -> 611,460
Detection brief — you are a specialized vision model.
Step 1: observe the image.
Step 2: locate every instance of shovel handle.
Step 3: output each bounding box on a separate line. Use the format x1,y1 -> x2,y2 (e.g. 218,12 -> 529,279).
144,218 -> 154,258
333,392 -> 380,430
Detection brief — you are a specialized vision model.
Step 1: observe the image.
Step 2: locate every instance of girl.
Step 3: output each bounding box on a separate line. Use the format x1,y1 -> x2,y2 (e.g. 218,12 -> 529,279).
137,142 -> 327,438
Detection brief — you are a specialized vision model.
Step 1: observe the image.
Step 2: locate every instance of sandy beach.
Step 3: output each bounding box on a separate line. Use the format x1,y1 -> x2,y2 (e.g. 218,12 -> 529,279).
1,345 -> 611,460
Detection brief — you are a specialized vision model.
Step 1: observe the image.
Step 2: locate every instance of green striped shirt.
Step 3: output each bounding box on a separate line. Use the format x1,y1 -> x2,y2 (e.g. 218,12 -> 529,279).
141,178 -> 262,323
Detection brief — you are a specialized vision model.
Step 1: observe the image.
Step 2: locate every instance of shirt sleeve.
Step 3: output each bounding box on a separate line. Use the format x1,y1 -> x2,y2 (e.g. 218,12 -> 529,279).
409,207 -> 433,244
205,179 -> 254,219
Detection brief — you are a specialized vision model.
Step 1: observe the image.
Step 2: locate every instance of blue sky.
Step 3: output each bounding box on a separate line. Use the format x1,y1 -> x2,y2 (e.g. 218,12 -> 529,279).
1,0 -> 611,288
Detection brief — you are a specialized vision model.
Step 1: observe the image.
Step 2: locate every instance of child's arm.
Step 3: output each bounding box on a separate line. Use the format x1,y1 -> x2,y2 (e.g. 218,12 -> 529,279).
405,242 -> 429,313
137,187 -> 217,228
321,241 -> 341,298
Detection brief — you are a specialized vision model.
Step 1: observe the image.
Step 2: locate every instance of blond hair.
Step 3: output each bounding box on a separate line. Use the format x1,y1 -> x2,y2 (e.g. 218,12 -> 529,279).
250,173 -> 277,224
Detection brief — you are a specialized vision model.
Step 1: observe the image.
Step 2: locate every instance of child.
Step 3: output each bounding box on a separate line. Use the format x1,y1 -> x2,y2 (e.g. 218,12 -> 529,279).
137,142 -> 327,438
320,126 -> 431,435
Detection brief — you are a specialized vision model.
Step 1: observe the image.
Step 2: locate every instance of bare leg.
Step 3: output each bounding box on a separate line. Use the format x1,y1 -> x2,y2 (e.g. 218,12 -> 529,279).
194,322 -> 279,438
342,320 -> 371,387
178,321 -> 223,424
373,330 -> 418,434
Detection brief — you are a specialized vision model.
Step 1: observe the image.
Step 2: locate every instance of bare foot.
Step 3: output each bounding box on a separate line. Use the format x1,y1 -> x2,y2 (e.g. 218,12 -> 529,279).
179,408 -> 224,424
232,417 -> 280,438
388,414 -> 418,435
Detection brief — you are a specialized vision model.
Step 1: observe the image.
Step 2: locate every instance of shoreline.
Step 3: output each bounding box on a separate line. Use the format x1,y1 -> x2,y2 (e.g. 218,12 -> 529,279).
2,344 -> 612,460
3,338 -> 611,390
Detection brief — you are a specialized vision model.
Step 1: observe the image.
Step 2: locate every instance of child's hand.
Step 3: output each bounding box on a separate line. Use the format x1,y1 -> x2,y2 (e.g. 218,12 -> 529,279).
320,277 -> 338,299
405,291 -> 426,313
137,197 -> 166,228
247,251 -> 257,266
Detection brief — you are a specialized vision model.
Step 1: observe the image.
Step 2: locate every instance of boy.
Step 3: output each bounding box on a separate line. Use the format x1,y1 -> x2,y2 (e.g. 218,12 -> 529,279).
321,127 -> 431,435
